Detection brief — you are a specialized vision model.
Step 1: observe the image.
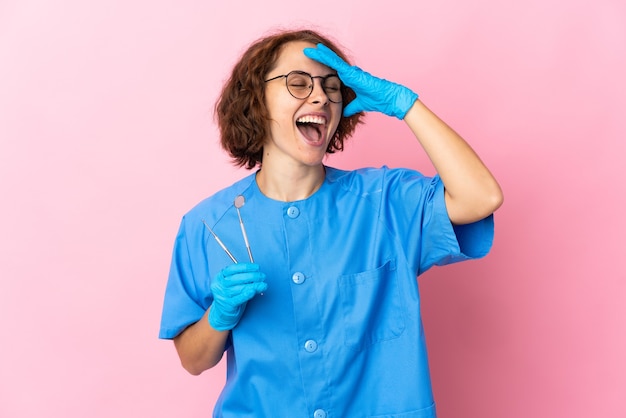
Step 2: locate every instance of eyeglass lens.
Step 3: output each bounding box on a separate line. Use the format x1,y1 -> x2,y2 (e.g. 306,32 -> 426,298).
286,72 -> 342,103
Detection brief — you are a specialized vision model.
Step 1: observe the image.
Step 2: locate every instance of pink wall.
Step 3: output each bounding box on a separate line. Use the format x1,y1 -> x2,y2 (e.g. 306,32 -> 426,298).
1,0 -> 624,417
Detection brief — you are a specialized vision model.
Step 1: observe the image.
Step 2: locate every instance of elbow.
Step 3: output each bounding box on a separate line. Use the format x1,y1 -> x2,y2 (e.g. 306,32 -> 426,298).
178,350 -> 223,376
475,177 -> 504,217
487,186 -> 504,214
184,351 -> 223,375
475,186 -> 504,220
447,183 -> 504,224
182,362 -> 205,376
180,357 -> 218,376
178,355 -> 202,375
174,337 -> 223,376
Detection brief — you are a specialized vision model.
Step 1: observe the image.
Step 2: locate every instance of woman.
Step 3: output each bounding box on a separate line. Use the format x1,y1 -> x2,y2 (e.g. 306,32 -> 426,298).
160,29 -> 503,418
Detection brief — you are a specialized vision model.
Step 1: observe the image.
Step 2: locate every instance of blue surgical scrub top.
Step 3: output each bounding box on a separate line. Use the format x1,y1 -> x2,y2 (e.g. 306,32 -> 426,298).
160,166 -> 494,418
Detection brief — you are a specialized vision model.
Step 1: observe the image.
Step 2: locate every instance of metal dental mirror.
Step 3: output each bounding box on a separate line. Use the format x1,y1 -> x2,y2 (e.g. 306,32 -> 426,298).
234,195 -> 254,263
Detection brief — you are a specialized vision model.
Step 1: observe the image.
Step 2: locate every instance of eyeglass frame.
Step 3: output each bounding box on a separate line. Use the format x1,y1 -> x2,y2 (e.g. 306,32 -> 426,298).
264,70 -> 343,103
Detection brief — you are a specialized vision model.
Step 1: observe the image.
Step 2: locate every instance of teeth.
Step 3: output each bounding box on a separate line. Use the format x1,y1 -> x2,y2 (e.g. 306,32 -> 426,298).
296,115 -> 326,125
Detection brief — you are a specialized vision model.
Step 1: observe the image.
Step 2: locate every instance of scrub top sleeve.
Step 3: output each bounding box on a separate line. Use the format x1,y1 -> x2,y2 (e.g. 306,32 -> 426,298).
159,216 -> 209,339
452,214 -> 494,258
414,175 -> 494,274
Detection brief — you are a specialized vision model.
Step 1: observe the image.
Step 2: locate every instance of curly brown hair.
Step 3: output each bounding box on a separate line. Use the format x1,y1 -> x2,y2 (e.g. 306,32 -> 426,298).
215,29 -> 363,169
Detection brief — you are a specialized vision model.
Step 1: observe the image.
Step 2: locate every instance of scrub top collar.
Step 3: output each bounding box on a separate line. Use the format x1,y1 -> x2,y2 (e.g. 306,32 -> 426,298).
252,165 -> 333,204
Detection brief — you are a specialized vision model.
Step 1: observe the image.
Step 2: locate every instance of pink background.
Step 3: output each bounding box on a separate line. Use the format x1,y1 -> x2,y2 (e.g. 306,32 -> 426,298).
1,0 -> 625,417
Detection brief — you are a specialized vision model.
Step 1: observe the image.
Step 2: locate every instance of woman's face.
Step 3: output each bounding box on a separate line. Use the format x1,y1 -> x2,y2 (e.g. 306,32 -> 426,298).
262,41 -> 343,169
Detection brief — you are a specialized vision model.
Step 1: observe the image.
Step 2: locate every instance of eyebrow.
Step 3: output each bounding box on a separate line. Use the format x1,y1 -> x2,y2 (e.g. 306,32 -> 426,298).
265,71 -> 340,82
293,70 -> 339,77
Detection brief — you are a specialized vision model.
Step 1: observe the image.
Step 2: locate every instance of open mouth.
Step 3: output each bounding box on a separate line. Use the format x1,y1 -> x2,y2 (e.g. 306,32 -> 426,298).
296,115 -> 326,144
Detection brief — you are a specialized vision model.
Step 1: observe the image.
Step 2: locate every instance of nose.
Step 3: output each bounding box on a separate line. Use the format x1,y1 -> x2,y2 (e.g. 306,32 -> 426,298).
308,77 -> 329,104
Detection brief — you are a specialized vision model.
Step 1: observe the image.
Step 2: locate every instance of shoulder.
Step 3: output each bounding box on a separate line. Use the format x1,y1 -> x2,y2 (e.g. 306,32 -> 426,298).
325,165 -> 429,195
183,172 -> 257,224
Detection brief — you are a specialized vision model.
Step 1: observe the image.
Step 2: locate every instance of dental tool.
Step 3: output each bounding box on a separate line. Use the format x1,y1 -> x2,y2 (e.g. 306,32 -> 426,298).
202,219 -> 238,263
234,195 -> 254,263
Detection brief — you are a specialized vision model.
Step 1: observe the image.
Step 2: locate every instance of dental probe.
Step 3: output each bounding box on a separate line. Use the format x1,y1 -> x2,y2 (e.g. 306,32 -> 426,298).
201,220 -> 238,263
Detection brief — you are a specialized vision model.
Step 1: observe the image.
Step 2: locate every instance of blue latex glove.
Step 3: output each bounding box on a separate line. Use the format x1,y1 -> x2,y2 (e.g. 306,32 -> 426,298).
208,263 -> 267,331
303,43 -> 418,119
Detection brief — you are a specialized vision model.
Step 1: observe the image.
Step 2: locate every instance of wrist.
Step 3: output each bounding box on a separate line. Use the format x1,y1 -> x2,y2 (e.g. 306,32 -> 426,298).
208,304 -> 240,331
394,85 -> 419,120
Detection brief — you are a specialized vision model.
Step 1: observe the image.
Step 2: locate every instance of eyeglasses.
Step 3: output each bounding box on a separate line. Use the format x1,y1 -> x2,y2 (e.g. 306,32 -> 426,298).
265,70 -> 343,103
